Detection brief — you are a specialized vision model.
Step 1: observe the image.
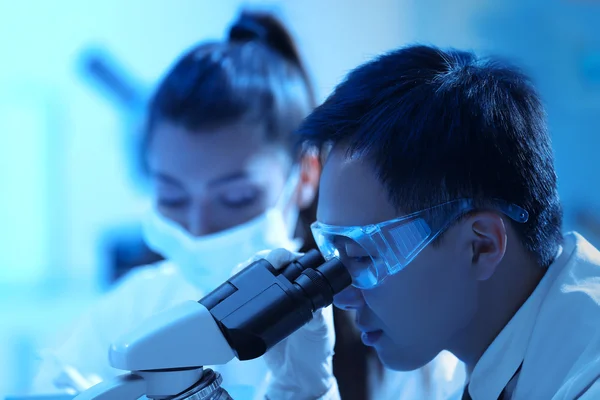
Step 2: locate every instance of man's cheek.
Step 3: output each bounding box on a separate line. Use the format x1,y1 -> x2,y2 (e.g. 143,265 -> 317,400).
363,281 -> 400,307
363,292 -> 391,322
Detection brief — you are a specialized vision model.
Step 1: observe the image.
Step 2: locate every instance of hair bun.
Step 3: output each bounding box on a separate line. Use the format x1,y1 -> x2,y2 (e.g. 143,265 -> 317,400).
228,10 -> 316,107
228,14 -> 269,43
228,11 -> 298,64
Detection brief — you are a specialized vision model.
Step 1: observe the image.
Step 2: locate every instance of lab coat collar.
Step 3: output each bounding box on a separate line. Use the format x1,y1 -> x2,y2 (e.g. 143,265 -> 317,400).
467,234 -> 575,399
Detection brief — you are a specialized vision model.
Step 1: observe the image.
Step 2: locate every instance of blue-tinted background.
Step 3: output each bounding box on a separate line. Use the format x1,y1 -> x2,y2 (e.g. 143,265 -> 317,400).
1,0 -> 599,397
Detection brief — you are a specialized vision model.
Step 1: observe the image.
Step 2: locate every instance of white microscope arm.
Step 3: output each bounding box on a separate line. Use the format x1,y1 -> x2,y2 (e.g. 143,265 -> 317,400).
74,300 -> 235,400
109,300 -> 234,371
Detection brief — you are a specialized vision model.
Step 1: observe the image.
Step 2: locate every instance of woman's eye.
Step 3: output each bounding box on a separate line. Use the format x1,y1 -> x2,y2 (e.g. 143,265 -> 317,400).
219,188 -> 259,208
220,196 -> 257,208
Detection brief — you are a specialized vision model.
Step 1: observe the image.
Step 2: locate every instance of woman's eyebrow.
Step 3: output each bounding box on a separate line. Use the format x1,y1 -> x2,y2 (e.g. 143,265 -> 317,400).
206,171 -> 249,188
154,172 -> 185,189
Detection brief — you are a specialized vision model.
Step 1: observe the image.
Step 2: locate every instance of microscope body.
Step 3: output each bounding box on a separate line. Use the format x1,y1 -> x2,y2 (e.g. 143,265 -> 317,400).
74,250 -> 349,400
74,300 -> 234,400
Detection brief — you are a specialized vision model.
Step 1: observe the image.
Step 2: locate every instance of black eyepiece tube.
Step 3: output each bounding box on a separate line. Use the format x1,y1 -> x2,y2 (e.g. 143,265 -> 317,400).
316,258 -> 352,295
293,258 -> 351,311
201,250 -> 351,361
200,250 -> 324,312
280,249 -> 325,281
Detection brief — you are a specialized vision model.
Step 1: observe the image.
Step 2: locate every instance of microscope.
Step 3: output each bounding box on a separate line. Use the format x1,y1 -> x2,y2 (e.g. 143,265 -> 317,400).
73,250 -> 350,399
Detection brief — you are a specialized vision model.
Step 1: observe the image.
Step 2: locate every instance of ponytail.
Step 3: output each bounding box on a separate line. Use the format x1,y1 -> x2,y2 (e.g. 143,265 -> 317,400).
228,11 -> 317,107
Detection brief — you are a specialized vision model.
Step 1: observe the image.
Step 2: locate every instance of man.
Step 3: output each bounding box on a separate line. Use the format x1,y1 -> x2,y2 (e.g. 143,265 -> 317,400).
262,45 -> 600,399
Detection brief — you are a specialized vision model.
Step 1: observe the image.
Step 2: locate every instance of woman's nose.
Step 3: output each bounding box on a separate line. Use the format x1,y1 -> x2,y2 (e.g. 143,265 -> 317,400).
186,203 -> 210,237
333,285 -> 365,310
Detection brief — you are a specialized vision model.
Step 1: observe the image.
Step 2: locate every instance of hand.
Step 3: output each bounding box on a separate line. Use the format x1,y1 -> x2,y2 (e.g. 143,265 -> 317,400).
233,248 -> 339,400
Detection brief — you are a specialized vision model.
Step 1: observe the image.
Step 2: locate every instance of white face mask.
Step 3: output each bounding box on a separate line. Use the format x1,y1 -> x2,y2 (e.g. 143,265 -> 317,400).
141,168 -> 303,292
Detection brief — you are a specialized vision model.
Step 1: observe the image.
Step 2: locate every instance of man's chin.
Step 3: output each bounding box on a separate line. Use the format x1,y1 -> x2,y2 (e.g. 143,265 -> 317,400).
374,342 -> 433,371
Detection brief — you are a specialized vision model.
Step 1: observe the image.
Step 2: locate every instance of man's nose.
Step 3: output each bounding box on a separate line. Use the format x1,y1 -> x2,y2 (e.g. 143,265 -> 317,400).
333,285 -> 365,310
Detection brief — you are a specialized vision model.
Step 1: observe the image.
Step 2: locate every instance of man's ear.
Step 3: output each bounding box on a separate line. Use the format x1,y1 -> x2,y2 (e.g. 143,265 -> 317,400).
465,212 -> 507,281
296,151 -> 321,209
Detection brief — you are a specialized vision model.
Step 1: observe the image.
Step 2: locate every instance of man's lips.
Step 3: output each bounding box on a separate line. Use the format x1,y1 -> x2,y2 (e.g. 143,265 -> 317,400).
360,329 -> 383,346
355,321 -> 383,346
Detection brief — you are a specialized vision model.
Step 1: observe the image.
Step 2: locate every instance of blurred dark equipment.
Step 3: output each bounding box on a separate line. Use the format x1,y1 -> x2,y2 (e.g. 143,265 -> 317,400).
80,48 -> 145,110
99,225 -> 163,285
77,45 -> 149,187
76,46 -> 161,287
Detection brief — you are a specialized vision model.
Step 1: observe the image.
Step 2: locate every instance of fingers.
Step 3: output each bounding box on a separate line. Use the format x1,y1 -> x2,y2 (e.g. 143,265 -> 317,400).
321,304 -> 335,327
231,248 -> 303,276
250,249 -> 274,263
231,250 -> 274,276
303,306 -> 336,340
264,248 -> 303,270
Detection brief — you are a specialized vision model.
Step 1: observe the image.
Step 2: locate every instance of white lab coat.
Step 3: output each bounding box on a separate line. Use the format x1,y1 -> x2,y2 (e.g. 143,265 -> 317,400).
30,261 -> 269,399
372,351 -> 466,399
461,232 -> 600,399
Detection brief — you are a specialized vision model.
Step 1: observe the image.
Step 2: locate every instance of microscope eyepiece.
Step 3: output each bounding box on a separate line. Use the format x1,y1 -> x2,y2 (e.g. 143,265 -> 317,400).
200,249 -> 351,360
293,257 -> 350,311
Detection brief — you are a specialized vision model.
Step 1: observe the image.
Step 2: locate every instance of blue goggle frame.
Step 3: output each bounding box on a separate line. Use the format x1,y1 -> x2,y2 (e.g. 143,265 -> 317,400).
311,199 -> 529,289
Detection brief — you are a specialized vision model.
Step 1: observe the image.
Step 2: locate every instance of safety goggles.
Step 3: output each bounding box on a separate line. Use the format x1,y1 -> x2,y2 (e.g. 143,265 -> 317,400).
310,199 -> 529,289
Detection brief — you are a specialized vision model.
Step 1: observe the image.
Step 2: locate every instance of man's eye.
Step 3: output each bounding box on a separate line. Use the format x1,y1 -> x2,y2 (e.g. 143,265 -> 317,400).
350,255 -> 372,264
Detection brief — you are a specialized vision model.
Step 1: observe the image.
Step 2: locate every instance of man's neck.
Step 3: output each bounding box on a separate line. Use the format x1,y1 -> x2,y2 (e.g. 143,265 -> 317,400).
448,245 -> 548,373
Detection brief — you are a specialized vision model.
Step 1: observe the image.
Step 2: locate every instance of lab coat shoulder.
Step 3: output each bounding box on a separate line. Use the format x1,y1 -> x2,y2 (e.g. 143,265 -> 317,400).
30,261 -> 201,393
579,378 -> 600,399
85,261 -> 185,331
109,260 -> 202,316
550,235 -> 600,399
552,344 -> 600,399
88,260 -> 203,345
521,232 -> 600,399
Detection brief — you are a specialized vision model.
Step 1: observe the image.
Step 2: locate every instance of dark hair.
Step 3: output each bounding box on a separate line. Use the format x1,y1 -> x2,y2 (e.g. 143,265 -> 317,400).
298,44 -> 563,268
144,11 -> 315,154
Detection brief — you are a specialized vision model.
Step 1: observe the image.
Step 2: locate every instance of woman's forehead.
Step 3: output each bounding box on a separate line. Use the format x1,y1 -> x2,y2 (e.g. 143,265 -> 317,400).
147,122 -> 291,186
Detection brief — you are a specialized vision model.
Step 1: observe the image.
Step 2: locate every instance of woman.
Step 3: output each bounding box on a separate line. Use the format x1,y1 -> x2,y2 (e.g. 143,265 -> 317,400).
29,10 -> 370,399
30,11 -> 462,399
